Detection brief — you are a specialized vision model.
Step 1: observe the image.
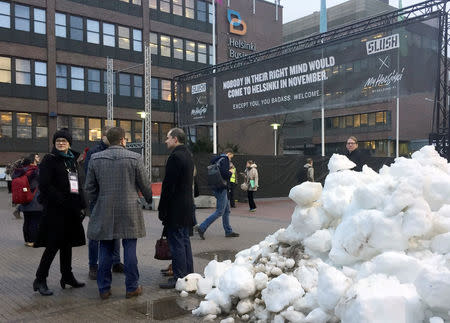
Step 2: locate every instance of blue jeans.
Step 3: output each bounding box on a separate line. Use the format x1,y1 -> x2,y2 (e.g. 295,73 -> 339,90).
89,239 -> 120,267
97,239 -> 138,293
167,226 -> 194,280
199,188 -> 233,235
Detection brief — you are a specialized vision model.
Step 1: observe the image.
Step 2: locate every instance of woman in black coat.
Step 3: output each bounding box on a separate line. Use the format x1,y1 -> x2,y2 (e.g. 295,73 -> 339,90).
33,129 -> 86,296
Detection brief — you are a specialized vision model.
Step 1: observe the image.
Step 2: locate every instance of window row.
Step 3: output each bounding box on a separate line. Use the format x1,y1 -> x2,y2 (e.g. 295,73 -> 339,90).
55,12 -> 142,52
0,112 -> 48,139
150,32 -> 212,64
0,56 -> 47,86
0,1 -> 46,34
314,111 -> 390,130
119,0 -> 142,4
149,0 -> 213,23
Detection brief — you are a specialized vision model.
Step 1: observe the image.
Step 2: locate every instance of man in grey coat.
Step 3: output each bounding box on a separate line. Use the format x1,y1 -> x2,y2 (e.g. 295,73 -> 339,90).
85,127 -> 152,300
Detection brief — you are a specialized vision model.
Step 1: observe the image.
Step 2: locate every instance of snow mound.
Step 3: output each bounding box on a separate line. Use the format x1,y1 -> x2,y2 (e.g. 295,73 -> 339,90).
183,146 -> 450,322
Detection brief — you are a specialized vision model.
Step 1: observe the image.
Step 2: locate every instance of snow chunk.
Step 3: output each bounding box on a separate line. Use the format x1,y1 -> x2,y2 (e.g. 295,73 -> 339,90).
328,153 -> 356,172
218,265 -> 255,299
289,182 -> 323,207
317,265 -> 351,311
415,269 -> 450,311
175,273 -> 202,292
261,274 -> 304,313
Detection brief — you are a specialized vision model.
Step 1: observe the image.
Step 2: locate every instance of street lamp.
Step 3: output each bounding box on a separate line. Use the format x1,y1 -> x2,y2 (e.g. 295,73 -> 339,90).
270,123 -> 281,156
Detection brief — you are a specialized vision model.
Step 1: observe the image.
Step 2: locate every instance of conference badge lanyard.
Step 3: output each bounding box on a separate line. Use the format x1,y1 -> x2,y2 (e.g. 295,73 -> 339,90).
64,160 -> 79,194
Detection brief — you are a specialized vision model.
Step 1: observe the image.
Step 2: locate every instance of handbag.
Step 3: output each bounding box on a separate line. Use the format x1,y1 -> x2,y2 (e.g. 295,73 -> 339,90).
154,233 -> 172,260
240,182 -> 248,191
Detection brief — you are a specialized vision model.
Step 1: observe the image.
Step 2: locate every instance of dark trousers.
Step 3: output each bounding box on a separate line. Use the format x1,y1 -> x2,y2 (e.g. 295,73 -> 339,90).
7,181 -> 12,193
228,183 -> 236,207
248,190 -> 256,210
166,226 -> 193,280
89,239 -> 120,268
23,211 -> 42,243
36,245 -> 72,281
98,239 -> 138,293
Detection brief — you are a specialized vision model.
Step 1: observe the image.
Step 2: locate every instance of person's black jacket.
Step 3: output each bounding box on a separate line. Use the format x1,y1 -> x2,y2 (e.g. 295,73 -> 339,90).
346,149 -> 366,172
84,140 -> 108,175
158,145 -> 194,228
210,154 -> 231,181
34,148 -> 86,248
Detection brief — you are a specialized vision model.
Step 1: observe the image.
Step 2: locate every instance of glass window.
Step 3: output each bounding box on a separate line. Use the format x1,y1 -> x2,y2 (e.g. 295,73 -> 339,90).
0,56 -> 11,83
133,28 -> 142,52
149,0 -> 157,9
160,35 -> 171,57
72,117 -> 85,141
160,0 -> 170,13
14,4 -> 30,32
354,114 -> 360,127
160,123 -> 173,142
360,113 -> 368,126
151,78 -> 159,99
36,115 -> 48,138
119,73 -> 131,96
87,19 -> 99,44
57,115 -> 69,129
89,118 -> 101,141
198,42 -> 207,63
150,32 -> 158,54
376,111 -> 386,124
152,122 -> 159,143
35,61 -> 47,87
209,44 -> 214,65
70,15 -> 83,41
103,22 -> 115,47
118,26 -> 130,50
33,8 -> 46,34
161,80 -> 171,101
197,0 -> 206,21
103,71 -> 116,94
0,111 -> 12,138
132,0 -> 141,4
133,75 -> 142,98
173,0 -> 183,16
15,59 -> 31,85
186,41 -> 195,61
173,37 -> 183,59
55,12 -> 66,38
88,69 -> 100,93
16,113 -> 32,139
345,115 -> 353,128
134,120 -> 142,142
0,1 -> 10,29
120,120 -> 132,142
56,64 -> 67,89
185,0 -> 194,19
368,113 -> 376,126
208,3 -> 214,23
71,66 -> 84,91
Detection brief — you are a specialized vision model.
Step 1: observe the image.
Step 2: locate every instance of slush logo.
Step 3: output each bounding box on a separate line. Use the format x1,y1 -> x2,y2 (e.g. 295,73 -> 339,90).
227,9 -> 247,36
191,106 -> 207,119
366,34 -> 399,55
191,82 -> 206,94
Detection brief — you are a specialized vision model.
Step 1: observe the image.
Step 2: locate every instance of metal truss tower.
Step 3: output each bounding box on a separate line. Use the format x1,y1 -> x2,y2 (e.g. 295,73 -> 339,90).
144,43 -> 152,180
106,57 -> 114,126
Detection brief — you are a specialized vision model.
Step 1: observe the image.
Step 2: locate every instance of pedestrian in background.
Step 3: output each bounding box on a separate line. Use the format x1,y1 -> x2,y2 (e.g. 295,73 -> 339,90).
12,153 -> 42,247
346,136 -> 365,171
228,161 -> 237,208
304,158 -> 314,182
244,160 -> 259,212
33,129 -> 86,296
85,127 -> 152,300
84,126 -> 124,281
158,128 -> 194,289
197,149 -> 239,239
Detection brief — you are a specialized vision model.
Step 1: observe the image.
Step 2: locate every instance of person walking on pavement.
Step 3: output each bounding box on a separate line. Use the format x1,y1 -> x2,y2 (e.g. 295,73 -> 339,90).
158,128 -> 194,289
85,127 -> 152,300
33,129 -> 86,296
12,153 -> 43,247
228,161 -> 237,208
84,126 -> 124,280
244,160 -> 259,212
304,158 -> 314,182
197,149 -> 239,239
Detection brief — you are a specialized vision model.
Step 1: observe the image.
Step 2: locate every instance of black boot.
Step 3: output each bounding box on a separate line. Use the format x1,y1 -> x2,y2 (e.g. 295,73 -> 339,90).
33,278 -> 53,296
60,273 -> 85,289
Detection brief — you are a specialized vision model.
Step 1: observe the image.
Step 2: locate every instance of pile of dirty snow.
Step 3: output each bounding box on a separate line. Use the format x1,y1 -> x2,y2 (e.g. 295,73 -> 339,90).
176,146 -> 450,323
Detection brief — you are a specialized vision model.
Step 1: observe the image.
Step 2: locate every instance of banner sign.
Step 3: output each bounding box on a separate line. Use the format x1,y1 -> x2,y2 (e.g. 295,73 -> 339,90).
178,16 -> 440,126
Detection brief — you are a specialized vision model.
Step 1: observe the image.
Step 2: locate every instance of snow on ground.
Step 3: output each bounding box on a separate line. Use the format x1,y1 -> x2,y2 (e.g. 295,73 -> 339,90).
179,146 -> 450,323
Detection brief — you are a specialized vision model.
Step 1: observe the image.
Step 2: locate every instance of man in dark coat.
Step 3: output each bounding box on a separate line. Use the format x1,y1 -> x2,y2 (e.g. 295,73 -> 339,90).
346,136 -> 366,172
84,126 -> 124,280
158,128 -> 194,289
85,127 -> 152,299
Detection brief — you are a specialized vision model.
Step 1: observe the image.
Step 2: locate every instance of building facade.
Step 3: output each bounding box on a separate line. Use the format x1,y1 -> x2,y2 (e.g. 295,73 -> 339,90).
0,0 -> 282,176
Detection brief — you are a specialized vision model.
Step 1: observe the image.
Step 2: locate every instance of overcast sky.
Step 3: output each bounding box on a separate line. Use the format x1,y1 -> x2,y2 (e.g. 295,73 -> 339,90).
282,0 -> 425,23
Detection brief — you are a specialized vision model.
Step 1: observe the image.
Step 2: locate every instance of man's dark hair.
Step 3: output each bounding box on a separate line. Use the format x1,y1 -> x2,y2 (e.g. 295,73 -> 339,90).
168,127 -> 185,144
223,148 -> 234,154
106,127 -> 125,146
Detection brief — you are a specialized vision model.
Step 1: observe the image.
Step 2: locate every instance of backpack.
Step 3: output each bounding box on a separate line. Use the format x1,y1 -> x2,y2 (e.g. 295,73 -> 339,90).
207,157 -> 227,190
11,173 -> 35,204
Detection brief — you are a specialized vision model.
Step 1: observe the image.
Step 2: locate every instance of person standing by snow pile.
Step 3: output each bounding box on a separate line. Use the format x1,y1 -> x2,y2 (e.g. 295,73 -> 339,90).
180,145 -> 450,323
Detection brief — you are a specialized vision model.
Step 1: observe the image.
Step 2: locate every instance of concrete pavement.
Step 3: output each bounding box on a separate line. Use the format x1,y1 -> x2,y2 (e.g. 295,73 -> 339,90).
0,189 -> 294,322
